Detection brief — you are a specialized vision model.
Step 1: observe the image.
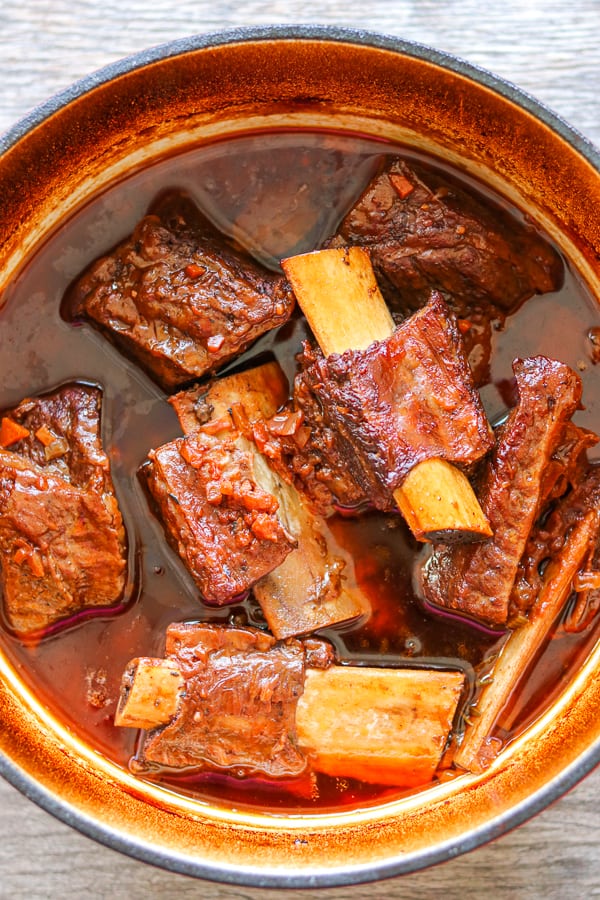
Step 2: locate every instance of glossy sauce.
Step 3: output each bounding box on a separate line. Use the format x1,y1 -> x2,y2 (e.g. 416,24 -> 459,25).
1,130 -> 600,813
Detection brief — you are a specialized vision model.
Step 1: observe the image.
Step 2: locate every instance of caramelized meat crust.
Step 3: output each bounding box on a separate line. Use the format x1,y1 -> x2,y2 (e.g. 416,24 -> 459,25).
65,192 -> 295,390
0,385 -> 127,635
331,157 -> 562,308
144,433 -> 295,605
250,384 -> 372,517
272,292 -> 492,514
139,623 -> 321,777
423,357 -> 584,626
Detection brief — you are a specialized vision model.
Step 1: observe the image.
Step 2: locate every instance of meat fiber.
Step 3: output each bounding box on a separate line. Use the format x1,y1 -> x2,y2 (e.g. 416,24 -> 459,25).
138,623 -> 334,777
510,455 -> 600,623
329,158 -> 563,383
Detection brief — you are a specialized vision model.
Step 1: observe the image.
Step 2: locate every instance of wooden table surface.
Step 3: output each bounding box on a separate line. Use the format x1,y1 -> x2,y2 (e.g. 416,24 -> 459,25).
0,2 -> 599,898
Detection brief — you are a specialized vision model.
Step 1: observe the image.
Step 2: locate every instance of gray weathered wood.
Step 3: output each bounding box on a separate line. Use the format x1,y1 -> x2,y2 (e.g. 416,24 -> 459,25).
0,1 -> 599,897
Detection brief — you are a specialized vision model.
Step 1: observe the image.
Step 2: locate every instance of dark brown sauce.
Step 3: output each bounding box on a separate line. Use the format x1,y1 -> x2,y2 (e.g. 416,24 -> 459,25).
1,129 -> 600,814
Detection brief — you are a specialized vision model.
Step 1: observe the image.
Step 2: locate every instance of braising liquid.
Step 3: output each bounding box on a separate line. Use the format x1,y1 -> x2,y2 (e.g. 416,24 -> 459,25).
1,130 -> 599,813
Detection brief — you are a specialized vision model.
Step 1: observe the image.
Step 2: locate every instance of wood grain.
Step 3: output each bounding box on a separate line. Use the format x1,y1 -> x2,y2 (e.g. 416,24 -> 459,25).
1,1 -> 600,898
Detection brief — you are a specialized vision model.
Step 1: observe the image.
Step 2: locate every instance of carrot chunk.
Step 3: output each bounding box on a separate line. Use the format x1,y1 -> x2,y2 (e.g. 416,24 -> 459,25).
35,424 -> 57,446
0,418 -> 30,447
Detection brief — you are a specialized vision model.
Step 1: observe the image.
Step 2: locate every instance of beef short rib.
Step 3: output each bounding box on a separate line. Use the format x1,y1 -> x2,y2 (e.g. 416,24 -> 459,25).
144,432 -> 295,605
272,292 -> 493,514
423,356 -> 585,626
328,158 -> 563,383
65,192 -> 295,390
0,384 -> 127,635
137,623 -> 328,777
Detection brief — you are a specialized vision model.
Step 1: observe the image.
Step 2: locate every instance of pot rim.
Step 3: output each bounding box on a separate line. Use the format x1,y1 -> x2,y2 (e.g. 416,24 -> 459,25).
2,24 -> 599,164
1,24 -> 600,888
2,738 -> 600,887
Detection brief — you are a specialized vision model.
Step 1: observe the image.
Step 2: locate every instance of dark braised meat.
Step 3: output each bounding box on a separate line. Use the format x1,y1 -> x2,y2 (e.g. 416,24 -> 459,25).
0,385 -> 127,635
117,622 -> 461,786
171,370 -> 347,517
423,357 -> 586,626
0,383 -> 115,490
510,460 -> 600,624
257,292 -> 493,515
138,623 -> 321,777
250,388 -> 369,517
64,192 -> 295,390
328,158 -> 563,383
144,433 -> 295,605
168,365 -> 367,638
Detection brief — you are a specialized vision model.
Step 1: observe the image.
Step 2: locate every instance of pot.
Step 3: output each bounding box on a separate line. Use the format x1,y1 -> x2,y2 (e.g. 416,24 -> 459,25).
0,26 -> 599,888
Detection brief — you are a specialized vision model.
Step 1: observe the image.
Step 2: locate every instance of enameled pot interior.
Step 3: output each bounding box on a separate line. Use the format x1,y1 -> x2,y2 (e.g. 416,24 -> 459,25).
1,28 -> 600,886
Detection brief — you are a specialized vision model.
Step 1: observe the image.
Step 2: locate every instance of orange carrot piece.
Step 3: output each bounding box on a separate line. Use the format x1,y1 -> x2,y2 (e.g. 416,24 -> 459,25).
0,417 -> 30,447
35,424 -> 57,446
